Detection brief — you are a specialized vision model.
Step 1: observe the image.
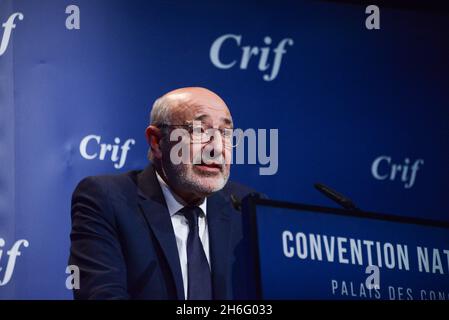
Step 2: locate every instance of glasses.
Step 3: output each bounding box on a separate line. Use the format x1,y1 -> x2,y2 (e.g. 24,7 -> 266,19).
158,122 -> 241,148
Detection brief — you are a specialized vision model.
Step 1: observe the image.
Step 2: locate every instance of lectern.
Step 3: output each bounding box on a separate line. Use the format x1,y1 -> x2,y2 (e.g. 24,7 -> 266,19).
240,195 -> 449,300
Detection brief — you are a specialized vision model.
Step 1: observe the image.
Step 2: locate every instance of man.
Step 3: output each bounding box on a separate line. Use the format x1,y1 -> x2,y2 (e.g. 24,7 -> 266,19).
69,87 -> 255,300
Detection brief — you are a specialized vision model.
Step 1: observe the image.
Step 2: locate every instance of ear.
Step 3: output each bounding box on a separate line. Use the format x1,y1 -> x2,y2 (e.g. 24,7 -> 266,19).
145,125 -> 163,159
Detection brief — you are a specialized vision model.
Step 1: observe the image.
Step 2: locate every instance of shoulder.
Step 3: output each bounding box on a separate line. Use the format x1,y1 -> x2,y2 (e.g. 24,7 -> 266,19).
72,170 -> 141,203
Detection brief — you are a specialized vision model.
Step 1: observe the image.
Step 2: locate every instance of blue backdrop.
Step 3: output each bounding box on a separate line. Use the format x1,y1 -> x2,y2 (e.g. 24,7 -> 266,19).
0,0 -> 448,299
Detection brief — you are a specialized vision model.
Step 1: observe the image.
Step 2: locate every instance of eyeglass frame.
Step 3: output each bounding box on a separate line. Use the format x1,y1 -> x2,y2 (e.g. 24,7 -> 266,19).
155,121 -> 241,148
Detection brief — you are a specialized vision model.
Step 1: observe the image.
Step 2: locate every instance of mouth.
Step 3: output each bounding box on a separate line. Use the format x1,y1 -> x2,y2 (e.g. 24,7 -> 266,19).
194,162 -> 223,173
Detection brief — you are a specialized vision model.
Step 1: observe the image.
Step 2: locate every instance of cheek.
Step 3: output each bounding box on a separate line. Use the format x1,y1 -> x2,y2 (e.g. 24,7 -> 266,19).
191,143 -> 202,159
224,149 -> 232,164
160,141 -> 170,158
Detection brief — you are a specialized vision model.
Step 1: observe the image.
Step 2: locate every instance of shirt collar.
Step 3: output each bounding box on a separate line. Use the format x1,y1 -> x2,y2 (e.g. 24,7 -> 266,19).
155,171 -> 207,217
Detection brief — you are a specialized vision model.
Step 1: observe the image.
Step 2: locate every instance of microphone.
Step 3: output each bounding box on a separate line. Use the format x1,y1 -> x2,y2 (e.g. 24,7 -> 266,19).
314,183 -> 359,210
230,192 -> 265,212
230,194 -> 242,211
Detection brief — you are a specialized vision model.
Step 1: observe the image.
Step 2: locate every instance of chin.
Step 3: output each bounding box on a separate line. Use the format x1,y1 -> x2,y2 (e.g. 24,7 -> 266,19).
188,172 -> 229,195
166,164 -> 229,196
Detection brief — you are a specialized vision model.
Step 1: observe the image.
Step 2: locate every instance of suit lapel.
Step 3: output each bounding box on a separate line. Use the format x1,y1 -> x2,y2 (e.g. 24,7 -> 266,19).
137,165 -> 185,300
136,164 -> 235,300
207,192 -> 233,299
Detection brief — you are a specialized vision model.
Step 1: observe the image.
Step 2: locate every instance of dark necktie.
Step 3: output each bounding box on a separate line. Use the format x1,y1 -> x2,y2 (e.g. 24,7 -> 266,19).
180,206 -> 212,300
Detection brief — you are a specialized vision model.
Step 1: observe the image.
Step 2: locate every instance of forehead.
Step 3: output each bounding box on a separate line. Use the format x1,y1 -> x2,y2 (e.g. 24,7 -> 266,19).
169,93 -> 232,125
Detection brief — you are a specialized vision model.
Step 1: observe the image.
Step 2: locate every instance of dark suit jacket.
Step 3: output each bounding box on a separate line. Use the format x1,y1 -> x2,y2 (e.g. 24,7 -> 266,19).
69,164 -> 255,300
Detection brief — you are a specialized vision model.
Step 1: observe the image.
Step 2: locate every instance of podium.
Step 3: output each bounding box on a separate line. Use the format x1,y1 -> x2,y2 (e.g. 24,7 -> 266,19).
240,194 -> 449,300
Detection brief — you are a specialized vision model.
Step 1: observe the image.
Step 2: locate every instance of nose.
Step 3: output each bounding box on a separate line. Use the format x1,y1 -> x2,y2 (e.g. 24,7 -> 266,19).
208,129 -> 224,159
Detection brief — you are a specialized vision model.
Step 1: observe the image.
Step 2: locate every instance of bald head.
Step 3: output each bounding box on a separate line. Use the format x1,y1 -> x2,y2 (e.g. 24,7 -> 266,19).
163,87 -> 228,107
150,87 -> 232,127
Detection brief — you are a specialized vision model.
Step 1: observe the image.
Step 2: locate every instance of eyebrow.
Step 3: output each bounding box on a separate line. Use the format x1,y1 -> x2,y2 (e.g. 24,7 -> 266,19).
194,114 -> 233,127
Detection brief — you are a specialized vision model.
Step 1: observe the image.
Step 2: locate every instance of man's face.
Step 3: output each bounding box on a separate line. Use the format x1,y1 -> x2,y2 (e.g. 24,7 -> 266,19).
160,90 -> 232,199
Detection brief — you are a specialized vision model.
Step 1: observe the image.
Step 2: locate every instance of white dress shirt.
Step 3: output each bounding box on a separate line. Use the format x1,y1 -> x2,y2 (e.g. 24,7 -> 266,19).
155,172 -> 210,300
